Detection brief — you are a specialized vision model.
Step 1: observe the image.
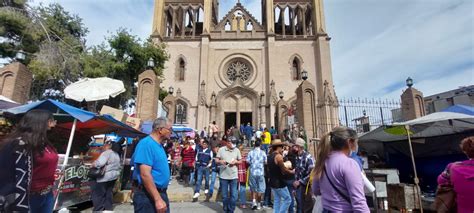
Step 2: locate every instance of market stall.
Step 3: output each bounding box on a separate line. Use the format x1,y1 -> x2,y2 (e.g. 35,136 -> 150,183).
4,99 -> 146,210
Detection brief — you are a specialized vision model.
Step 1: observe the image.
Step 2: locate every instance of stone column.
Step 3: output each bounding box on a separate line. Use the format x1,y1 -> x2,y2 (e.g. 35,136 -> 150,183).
152,0 -> 165,36
0,62 -> 32,104
401,86 -> 425,121
137,69 -> 160,121
275,98 -> 289,135
295,80 -> 317,139
163,93 -> 176,124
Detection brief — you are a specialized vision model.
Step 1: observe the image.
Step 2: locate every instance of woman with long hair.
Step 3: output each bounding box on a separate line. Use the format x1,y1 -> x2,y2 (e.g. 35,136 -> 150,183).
91,140 -> 121,212
0,109 -> 58,213
311,126 -> 369,212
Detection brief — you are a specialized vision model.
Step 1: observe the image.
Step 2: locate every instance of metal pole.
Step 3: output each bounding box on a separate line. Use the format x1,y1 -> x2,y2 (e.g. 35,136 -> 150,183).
54,118 -> 78,209
405,125 -> 423,212
380,107 -> 385,125
344,106 -> 349,127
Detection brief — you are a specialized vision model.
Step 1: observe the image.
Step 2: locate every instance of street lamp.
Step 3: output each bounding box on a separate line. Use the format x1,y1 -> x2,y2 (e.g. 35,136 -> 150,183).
168,86 -> 174,95
279,91 -> 284,99
406,77 -> 413,88
147,58 -> 155,68
15,50 -> 26,61
301,70 -> 308,80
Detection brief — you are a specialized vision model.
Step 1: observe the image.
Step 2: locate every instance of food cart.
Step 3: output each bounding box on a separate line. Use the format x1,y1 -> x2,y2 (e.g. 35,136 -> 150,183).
4,99 -> 146,210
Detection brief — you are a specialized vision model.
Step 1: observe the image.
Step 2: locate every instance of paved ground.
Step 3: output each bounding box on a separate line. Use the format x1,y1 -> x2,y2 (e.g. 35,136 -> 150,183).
82,202 -> 273,213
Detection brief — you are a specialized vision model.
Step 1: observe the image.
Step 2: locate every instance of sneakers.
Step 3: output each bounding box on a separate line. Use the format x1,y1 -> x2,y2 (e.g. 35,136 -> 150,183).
204,189 -> 209,194
251,202 -> 257,210
193,192 -> 200,199
257,203 -> 262,210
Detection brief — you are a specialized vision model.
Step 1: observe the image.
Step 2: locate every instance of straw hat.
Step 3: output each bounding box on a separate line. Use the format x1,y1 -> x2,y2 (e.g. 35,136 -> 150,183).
271,139 -> 286,147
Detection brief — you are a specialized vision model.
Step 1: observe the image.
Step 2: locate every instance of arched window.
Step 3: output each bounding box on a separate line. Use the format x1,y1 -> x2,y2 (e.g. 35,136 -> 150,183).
175,100 -> 187,124
178,58 -> 185,81
292,58 -> 301,80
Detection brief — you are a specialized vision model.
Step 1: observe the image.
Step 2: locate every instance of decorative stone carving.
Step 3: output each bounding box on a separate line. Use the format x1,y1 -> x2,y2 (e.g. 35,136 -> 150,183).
226,60 -> 252,82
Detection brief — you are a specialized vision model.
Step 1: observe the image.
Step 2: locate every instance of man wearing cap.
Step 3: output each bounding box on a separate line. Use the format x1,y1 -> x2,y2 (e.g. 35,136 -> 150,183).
215,135 -> 242,213
268,139 -> 295,213
247,140 -> 267,210
131,117 -> 172,213
292,138 -> 315,213
193,139 -> 213,201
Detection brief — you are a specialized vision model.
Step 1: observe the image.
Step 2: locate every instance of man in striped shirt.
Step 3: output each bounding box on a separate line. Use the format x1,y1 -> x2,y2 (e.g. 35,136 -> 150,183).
247,140 -> 267,210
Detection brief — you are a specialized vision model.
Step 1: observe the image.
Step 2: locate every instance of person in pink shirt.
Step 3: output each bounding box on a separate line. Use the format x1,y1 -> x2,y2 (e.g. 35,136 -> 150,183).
437,136 -> 474,213
311,126 -> 369,213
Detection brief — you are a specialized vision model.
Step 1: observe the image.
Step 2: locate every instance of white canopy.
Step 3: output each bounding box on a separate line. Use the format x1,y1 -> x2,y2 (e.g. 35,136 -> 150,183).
64,77 -> 126,102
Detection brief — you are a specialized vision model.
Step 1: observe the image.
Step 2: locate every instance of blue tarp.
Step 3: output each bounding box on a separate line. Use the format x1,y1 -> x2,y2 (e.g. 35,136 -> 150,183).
5,99 -> 95,122
441,104 -> 474,116
5,99 -> 145,138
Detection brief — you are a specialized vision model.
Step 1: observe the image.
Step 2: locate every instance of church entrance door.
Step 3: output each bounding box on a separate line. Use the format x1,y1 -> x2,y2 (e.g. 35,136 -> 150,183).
240,112 -> 252,126
225,112 -> 237,132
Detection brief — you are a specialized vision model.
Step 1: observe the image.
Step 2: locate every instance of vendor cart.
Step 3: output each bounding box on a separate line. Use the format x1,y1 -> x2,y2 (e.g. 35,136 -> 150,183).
4,99 -> 146,210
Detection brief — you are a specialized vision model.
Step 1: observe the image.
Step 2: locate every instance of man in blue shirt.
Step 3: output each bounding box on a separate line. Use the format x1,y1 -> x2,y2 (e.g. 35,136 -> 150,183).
132,117 -> 172,213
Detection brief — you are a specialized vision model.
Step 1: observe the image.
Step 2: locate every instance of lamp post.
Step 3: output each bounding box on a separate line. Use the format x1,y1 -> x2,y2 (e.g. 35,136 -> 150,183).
406,77 -> 413,88
279,91 -> 284,99
147,58 -> 155,69
168,86 -> 174,95
15,50 -> 26,61
301,70 -> 308,81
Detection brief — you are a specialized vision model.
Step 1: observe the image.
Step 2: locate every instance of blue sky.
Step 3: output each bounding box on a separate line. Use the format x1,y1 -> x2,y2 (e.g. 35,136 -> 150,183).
30,0 -> 473,99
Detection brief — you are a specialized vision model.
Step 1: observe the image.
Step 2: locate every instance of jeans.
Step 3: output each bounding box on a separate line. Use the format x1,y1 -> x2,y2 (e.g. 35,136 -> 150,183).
92,180 -> 116,211
29,191 -> 54,213
220,178 -> 238,213
238,182 -> 246,205
263,177 -> 272,206
194,166 -> 210,193
208,170 -> 218,196
272,187 -> 291,213
284,179 -> 296,213
296,185 -> 315,213
133,187 -> 170,213
262,144 -> 269,154
190,169 -> 196,185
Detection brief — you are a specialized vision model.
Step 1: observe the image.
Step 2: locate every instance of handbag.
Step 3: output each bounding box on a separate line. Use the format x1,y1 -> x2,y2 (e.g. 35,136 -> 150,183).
434,163 -> 458,213
88,166 -> 106,179
88,155 -> 109,179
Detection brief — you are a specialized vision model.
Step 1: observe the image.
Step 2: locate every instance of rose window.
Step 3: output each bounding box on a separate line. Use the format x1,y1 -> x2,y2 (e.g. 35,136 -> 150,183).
226,60 -> 252,82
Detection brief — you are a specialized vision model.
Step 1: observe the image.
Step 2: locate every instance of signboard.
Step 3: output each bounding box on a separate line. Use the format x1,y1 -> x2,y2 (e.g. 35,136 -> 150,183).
54,164 -> 93,210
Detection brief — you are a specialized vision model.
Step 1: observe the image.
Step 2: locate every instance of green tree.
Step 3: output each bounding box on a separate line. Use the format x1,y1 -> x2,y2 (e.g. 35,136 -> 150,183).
82,28 -> 168,103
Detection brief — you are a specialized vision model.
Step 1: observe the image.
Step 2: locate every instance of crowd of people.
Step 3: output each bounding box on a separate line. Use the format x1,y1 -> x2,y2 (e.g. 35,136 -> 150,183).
0,114 -> 473,213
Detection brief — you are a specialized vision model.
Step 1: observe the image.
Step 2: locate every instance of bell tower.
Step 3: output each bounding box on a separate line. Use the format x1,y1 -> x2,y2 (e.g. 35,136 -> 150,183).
151,0 -> 219,41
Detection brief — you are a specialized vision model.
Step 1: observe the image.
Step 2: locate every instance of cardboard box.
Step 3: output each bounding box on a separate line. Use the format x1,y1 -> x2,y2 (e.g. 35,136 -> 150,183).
125,116 -> 142,130
100,105 -> 126,122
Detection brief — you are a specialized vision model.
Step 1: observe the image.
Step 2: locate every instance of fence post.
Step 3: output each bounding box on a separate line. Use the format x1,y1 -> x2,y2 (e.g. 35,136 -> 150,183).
344,106 -> 349,127
380,107 -> 385,125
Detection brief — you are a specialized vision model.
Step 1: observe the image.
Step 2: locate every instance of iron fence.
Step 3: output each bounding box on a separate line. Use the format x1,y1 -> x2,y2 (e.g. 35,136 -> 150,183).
338,98 -> 401,133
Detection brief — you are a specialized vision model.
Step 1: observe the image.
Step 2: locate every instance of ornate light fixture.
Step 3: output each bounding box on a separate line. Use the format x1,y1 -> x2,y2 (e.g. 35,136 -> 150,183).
301,70 -> 308,80
147,58 -> 155,68
15,50 -> 26,61
406,77 -> 413,88
279,91 -> 284,99
168,86 -> 174,95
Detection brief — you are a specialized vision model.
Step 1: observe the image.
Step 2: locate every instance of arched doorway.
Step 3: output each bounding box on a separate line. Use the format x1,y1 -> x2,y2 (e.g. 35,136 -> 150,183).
215,86 -> 259,134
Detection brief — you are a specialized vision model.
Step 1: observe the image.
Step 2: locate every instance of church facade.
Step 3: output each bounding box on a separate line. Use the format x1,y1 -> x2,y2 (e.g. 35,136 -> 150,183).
151,0 -> 338,136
